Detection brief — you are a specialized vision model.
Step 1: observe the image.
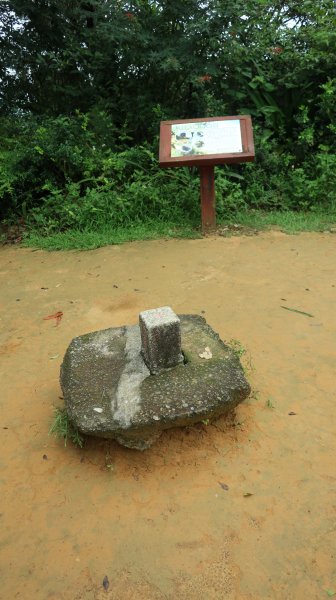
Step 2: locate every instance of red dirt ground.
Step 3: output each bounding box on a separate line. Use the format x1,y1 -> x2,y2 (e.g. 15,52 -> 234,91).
0,232 -> 335,599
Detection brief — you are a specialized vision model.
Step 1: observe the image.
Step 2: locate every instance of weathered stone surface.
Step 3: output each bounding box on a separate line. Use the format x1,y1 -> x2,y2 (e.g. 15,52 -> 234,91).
139,306 -> 183,374
60,315 -> 250,450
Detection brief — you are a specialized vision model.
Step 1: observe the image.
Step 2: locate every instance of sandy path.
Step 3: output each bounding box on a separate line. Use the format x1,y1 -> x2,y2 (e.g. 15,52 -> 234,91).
0,232 -> 335,599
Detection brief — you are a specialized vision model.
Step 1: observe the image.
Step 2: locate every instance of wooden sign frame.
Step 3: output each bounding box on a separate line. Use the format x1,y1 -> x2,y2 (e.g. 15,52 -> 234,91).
159,115 -> 255,232
159,115 -> 254,168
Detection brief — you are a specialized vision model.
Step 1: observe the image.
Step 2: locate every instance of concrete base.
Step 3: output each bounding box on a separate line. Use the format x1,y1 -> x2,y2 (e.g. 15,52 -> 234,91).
60,315 -> 251,450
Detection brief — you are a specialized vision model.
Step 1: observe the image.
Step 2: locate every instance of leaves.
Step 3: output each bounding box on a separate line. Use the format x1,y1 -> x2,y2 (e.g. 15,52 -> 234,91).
43,311 -> 63,326
103,576 -> 109,591
1,0 -> 335,228
281,306 -> 314,318
218,482 -> 229,491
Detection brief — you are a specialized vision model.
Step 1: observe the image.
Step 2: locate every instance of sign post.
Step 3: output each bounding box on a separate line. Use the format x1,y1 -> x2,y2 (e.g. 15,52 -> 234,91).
199,165 -> 216,230
159,115 -> 255,233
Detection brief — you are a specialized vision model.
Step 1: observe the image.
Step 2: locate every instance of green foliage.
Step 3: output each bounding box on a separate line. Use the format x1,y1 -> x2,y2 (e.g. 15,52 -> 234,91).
0,112 -> 201,228
49,407 -> 85,448
241,133 -> 336,212
1,112 -> 335,229
0,1 -> 335,229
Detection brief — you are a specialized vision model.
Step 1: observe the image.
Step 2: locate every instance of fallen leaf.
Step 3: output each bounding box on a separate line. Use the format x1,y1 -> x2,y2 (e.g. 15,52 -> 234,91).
55,283 -> 62,288
94,407 -> 103,413
43,311 -> 63,326
199,346 -> 212,359
281,305 -> 314,318
49,354 -> 59,360
103,575 -> 109,591
243,492 -> 253,497
218,482 -> 229,491
288,411 -> 297,416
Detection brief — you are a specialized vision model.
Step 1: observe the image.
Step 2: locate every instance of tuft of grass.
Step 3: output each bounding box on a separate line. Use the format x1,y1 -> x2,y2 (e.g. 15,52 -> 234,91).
49,407 -> 85,447
227,338 -> 254,377
266,398 -> 275,409
228,338 -> 246,359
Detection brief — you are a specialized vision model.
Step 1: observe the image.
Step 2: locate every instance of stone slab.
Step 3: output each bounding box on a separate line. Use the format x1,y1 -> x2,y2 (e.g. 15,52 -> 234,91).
60,315 -> 251,450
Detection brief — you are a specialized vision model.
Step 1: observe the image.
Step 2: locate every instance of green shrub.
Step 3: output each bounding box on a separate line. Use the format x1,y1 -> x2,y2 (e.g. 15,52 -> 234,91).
1,111 -> 335,231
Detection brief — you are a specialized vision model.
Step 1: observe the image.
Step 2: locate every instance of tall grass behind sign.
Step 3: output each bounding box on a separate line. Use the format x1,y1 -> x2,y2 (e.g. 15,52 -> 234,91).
159,116 -> 255,232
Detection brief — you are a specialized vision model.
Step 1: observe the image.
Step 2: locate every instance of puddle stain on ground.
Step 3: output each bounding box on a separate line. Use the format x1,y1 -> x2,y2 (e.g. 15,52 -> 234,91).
0,232 -> 335,599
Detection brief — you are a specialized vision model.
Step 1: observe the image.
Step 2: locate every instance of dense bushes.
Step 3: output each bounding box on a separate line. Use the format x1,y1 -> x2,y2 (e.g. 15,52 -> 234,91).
0,1 -> 335,230
1,111 -> 335,230
0,112 -> 200,229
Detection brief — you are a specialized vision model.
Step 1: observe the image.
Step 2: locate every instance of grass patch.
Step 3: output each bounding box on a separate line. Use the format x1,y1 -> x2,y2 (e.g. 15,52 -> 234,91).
19,210 -> 336,251
222,209 -> 336,234
49,407 -> 85,448
22,220 -> 201,251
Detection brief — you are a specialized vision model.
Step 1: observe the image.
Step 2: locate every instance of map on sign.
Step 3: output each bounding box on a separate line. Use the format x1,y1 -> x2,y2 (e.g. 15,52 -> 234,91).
171,119 -> 242,158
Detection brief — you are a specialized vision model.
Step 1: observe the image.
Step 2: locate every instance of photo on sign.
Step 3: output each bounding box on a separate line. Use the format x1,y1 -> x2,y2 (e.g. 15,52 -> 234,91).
171,120 -> 243,158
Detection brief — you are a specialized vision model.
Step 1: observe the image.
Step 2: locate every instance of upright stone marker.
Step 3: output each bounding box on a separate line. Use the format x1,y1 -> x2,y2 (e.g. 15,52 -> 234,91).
139,306 -> 184,374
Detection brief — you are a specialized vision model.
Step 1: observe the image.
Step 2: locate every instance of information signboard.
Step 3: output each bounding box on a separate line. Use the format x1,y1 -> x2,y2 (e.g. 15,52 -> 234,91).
159,115 -> 254,231
159,115 -> 254,168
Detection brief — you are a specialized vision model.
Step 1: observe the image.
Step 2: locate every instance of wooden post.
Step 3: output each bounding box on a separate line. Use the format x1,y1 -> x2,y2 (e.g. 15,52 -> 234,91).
199,165 -> 216,232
